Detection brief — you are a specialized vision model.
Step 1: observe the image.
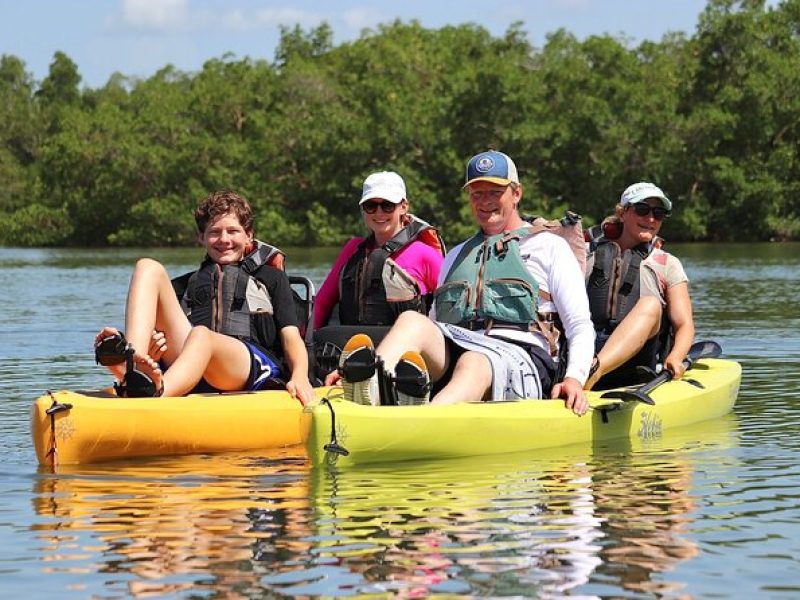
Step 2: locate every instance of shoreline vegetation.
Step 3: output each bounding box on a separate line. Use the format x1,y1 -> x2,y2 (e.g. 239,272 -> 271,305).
1,0 -> 798,248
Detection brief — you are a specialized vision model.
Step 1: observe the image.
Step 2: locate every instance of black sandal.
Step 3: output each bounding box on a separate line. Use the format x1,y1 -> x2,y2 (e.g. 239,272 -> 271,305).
114,353 -> 165,398
95,331 -> 132,366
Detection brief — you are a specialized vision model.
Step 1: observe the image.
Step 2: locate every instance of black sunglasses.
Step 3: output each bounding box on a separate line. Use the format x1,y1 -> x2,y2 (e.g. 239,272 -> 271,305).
629,203 -> 670,221
362,200 -> 398,214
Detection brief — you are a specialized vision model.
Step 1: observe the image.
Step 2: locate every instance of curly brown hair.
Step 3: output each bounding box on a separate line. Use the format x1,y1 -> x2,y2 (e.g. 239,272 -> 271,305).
194,190 -> 254,234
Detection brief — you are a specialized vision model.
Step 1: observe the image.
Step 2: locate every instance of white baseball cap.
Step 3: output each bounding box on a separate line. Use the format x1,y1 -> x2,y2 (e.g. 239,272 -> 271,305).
359,171 -> 407,204
620,182 -> 672,211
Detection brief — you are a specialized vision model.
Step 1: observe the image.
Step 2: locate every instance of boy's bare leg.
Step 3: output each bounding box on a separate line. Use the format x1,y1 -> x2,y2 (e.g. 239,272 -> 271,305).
156,326 -> 252,397
124,258 -> 192,365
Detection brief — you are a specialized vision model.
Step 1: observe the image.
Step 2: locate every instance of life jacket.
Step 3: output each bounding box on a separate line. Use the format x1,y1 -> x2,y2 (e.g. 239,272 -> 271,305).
524,211 -> 587,275
177,240 -> 284,344
586,221 -> 675,378
586,221 -> 662,334
338,216 -> 445,326
434,225 -> 541,332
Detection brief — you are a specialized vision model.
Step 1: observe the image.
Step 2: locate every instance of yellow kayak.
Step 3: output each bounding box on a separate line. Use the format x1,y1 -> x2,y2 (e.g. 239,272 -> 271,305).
306,358 -> 742,468
31,387 -> 323,466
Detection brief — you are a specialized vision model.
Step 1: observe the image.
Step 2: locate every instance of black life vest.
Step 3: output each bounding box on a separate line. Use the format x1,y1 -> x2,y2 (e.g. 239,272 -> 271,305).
176,241 -> 284,345
338,216 -> 444,326
586,234 -> 652,334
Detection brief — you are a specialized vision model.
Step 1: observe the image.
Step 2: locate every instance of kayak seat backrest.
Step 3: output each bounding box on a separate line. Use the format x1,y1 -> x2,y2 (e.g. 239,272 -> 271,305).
288,274 -> 320,384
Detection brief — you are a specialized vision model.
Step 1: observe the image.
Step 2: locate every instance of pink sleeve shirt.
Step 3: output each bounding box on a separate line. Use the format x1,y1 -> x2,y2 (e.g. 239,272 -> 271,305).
392,240 -> 443,295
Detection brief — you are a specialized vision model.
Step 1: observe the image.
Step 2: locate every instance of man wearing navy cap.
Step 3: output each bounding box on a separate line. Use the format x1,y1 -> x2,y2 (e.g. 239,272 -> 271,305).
333,150 -> 594,414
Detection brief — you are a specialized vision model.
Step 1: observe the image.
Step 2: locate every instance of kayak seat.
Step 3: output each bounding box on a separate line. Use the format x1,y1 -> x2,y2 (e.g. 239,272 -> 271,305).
288,275 -> 320,385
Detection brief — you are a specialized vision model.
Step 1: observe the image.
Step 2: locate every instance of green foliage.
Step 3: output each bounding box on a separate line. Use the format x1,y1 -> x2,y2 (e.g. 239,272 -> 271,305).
109,195 -> 196,246
254,205 -> 305,246
1,3 -> 799,247
0,202 -> 72,246
36,51 -> 81,107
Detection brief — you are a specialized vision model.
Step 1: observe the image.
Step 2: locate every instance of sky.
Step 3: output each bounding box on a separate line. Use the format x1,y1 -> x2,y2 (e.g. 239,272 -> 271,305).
2,0 -> 716,89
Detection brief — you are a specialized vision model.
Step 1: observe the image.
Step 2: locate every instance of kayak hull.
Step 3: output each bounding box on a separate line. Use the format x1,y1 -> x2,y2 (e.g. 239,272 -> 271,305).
306,358 -> 742,467
31,387 -> 319,466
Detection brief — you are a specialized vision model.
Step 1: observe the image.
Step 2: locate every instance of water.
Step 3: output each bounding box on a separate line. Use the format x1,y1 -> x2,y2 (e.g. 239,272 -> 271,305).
1,243 -> 799,598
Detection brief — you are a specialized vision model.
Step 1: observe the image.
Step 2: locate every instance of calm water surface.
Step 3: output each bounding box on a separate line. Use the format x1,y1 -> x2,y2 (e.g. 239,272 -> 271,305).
1,243 -> 799,598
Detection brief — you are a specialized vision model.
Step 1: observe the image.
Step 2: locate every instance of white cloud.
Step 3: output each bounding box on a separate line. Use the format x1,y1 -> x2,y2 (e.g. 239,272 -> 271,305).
252,8 -> 324,28
122,0 -> 189,29
342,8 -> 385,31
220,9 -> 249,30
117,1 -> 322,32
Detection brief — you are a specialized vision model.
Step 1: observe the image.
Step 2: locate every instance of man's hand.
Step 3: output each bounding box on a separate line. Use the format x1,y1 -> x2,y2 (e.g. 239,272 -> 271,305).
550,376 -> 588,415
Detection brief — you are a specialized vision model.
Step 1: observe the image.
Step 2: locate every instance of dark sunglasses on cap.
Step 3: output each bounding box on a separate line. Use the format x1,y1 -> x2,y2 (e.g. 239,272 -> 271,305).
628,203 -> 671,221
361,200 -> 398,214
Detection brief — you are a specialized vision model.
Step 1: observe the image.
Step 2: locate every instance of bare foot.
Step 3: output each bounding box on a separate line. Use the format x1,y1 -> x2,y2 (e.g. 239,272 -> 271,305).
132,353 -> 165,397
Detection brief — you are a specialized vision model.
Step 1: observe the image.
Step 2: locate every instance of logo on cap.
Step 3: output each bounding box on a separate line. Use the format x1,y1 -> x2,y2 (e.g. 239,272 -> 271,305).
476,156 -> 495,173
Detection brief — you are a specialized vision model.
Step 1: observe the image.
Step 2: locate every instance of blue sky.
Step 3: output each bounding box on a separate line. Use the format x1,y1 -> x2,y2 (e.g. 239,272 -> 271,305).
3,0 -> 715,88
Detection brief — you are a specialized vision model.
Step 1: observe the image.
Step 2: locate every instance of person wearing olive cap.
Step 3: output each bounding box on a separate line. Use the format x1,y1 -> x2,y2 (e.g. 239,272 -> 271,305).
584,182 -> 694,390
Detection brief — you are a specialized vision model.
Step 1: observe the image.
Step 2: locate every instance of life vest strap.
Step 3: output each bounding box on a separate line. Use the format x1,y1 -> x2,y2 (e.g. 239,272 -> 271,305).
532,312 -> 562,357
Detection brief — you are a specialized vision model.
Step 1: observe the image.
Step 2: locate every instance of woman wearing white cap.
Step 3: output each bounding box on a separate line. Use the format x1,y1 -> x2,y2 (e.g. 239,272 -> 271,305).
312,171 -> 445,377
584,182 -> 695,389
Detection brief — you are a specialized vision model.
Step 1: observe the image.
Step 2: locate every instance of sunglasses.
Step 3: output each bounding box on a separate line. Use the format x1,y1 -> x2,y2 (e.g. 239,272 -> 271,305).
362,200 -> 398,214
629,203 -> 671,221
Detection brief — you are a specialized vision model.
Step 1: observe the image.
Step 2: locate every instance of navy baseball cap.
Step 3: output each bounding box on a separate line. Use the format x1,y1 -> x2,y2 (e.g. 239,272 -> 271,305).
464,150 -> 519,188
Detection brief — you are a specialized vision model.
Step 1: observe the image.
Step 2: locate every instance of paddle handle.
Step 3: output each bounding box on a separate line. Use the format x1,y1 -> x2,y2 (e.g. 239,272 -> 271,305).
640,339 -> 721,393
599,339 -> 722,404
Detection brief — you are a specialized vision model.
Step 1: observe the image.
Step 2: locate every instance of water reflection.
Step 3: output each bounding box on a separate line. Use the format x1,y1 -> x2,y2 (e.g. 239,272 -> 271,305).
30,449 -> 312,598
270,415 -> 738,597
